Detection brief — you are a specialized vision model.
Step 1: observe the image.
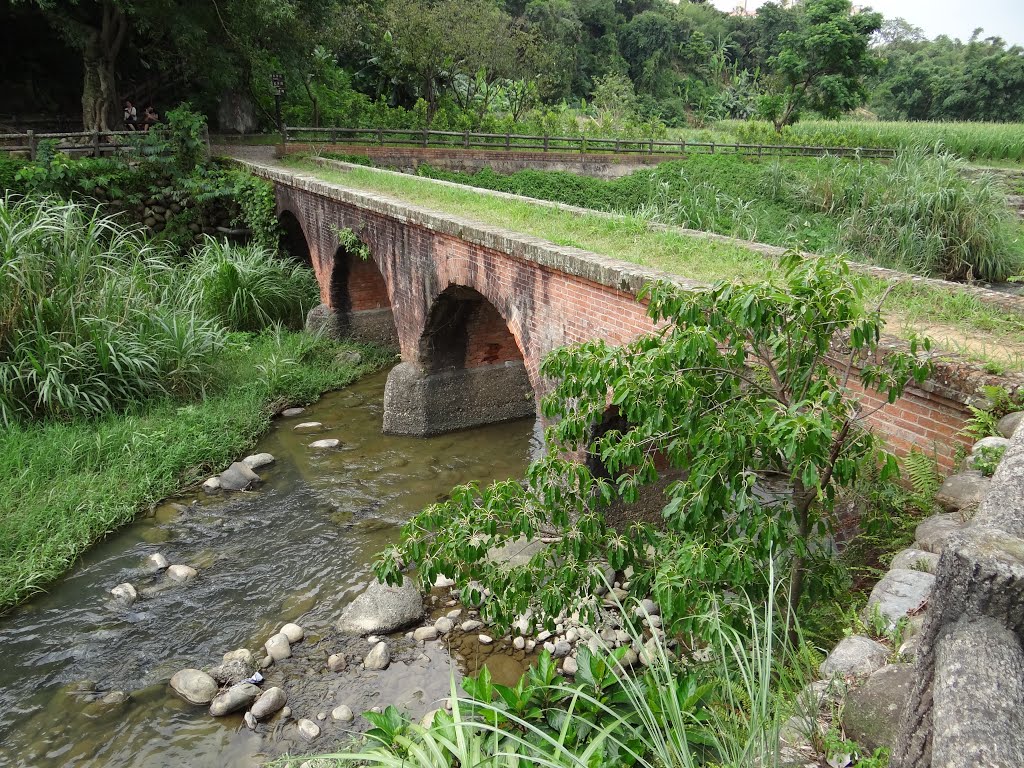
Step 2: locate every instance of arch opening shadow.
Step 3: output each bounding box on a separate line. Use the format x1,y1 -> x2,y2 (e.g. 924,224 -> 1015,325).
328,242 -> 397,346
419,286 -> 525,374
278,211 -> 312,267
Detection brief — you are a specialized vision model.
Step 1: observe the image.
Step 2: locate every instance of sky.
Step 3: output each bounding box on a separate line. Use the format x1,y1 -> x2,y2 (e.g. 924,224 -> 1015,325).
709,0 -> 1024,47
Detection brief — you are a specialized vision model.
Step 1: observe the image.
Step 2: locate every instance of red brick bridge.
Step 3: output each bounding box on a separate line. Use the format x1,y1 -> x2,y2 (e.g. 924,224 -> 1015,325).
244,159 -> 989,470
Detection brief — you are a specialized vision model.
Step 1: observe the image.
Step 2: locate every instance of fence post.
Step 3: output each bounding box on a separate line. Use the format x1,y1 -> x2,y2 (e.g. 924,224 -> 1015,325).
27,130 -> 36,161
580,136 -> 586,154
615,139 -> 620,154
649,139 -> 654,155
377,127 -> 383,146
464,130 -> 469,149
680,140 -> 685,155
543,135 -> 549,152
422,129 -> 428,148
710,142 -> 715,155
92,130 -> 100,157
505,132 -> 510,150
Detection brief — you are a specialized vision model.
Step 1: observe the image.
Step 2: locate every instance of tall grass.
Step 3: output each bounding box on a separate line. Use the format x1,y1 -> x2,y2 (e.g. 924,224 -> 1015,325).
798,150 -> 1024,281
184,237 -> 320,332
725,119 -> 1024,163
0,196 -> 225,424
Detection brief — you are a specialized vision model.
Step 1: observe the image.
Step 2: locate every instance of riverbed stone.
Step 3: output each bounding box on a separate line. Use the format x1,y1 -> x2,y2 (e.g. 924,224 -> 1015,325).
327,653 -> 347,672
866,568 -> 935,629
281,407 -> 305,417
562,656 -> 578,675
414,626 -> 440,641
332,704 -> 354,722
461,619 -> 483,632
250,686 -> 288,720
486,537 -> 547,569
364,641 -> 390,670
170,669 -> 219,705
915,513 -> 966,554
890,548 -> 940,573
336,576 -> 424,635
434,617 -> 454,634
202,476 -> 221,493
998,411 -> 1024,438
265,633 -> 292,661
223,648 -> 255,666
552,640 -> 571,658
110,583 -> 137,605
218,461 -> 261,491
147,553 -> 169,570
479,634 -> 494,645
209,682 -> 261,716
842,664 -> 916,753
934,471 -> 991,514
513,636 -> 526,650
280,623 -> 304,643
309,438 -> 341,450
820,635 -> 889,679
244,711 -> 257,730
166,564 -> 197,583
101,691 -> 129,706
243,452 -> 275,470
297,718 -> 321,741
293,421 -> 323,432
207,659 -> 252,685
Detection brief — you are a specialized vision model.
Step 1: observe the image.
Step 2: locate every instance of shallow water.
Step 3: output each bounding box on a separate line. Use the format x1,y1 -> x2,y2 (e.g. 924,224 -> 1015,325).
0,370 -> 536,768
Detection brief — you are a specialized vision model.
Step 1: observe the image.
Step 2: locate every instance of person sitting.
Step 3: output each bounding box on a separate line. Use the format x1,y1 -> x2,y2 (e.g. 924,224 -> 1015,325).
142,105 -> 159,131
123,100 -> 138,130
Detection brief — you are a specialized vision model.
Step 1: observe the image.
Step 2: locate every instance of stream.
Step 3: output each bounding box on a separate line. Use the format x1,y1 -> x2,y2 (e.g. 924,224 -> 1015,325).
0,370 -> 537,768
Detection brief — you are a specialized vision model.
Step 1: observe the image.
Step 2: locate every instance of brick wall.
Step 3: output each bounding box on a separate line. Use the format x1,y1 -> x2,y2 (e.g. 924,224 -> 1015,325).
271,169 -> 990,474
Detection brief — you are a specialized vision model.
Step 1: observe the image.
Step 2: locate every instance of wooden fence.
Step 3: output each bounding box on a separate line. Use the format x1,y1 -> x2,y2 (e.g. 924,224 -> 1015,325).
0,126 -> 211,159
284,126 -> 898,159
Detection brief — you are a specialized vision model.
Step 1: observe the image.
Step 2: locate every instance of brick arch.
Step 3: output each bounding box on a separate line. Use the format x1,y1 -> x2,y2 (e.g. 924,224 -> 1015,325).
417,284 -> 527,370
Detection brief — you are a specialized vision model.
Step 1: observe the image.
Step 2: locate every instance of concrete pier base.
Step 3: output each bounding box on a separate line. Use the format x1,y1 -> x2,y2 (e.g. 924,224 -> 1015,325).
382,361 -> 535,435
305,304 -> 398,347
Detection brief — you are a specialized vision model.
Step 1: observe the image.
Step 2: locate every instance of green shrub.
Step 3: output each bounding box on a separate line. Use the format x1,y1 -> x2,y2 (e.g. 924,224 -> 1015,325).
0,197 -> 225,424
184,237 -> 319,332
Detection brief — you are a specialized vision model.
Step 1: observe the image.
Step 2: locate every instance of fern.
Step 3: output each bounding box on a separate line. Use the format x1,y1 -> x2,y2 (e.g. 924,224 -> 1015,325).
905,449 -> 939,513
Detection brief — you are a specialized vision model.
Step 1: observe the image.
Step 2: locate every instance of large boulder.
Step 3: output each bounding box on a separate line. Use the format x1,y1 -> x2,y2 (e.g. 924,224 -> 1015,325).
217,90 -> 257,134
820,635 -> 889,679
997,411 -> 1024,438
842,664 -> 916,753
169,669 -> 219,705
935,471 -> 991,514
218,462 -> 261,491
866,569 -> 935,629
335,576 -> 424,635
915,513 -> 966,554
890,548 -> 940,574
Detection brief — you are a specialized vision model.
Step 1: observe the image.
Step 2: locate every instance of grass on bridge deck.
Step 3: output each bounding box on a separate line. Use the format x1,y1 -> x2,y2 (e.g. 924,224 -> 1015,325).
281,155 -> 1024,372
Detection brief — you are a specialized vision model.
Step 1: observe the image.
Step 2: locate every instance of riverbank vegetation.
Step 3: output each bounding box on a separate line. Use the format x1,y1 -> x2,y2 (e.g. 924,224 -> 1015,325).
0,196 -> 390,610
288,157 -> 1024,369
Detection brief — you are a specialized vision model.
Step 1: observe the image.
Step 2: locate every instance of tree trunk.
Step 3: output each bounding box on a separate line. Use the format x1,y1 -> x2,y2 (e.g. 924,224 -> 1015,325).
79,1 -> 128,132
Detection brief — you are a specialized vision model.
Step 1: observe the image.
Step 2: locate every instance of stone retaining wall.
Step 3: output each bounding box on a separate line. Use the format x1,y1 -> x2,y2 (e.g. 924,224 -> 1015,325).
891,426 -> 1024,767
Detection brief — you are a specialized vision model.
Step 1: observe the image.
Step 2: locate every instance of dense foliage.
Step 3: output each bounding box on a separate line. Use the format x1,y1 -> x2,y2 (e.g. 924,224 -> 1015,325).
376,253 -> 932,637
8,0 -> 1022,138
